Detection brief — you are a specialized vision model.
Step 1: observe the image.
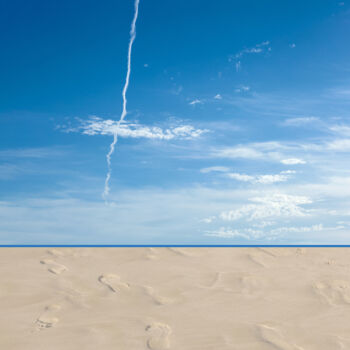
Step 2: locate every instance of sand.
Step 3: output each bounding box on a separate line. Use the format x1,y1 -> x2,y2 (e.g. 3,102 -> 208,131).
1,247 -> 350,349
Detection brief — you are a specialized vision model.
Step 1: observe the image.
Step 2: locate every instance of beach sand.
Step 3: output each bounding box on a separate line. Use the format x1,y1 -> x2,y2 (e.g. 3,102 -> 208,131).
1,247 -> 350,349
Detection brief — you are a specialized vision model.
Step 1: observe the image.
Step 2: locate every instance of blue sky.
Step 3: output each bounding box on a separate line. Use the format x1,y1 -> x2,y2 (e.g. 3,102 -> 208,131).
1,0 -> 350,244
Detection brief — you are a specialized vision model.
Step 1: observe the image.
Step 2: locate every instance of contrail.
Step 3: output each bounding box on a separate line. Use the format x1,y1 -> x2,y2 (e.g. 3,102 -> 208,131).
103,0 -> 141,198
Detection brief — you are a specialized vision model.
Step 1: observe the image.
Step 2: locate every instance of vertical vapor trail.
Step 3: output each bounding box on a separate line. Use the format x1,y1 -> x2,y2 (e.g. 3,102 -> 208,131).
103,0 -> 140,198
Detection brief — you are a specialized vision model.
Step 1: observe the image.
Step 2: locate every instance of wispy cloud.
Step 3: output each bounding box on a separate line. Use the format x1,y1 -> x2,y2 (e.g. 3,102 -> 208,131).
200,165 -> 296,184
329,125 -> 350,136
205,227 -> 265,240
227,171 -> 293,184
210,142 -> 287,161
282,116 -> 319,126
235,86 -> 250,93
0,147 -> 69,180
211,146 -> 266,160
226,173 -> 255,182
0,147 -> 66,158
269,224 -> 344,235
281,158 -> 306,165
229,41 -> 271,71
200,166 -> 230,173
235,61 -> 241,72
208,136 -> 350,163
220,91 -> 329,119
189,99 -> 203,106
0,164 -> 22,180
62,116 -> 208,141
328,88 -> 350,99
327,138 -> 350,151
219,193 -> 312,222
204,223 -> 343,240
232,41 -> 271,59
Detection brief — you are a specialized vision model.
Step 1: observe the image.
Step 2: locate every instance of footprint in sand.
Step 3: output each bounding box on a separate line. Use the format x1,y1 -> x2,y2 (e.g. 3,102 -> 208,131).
247,250 -> 275,267
35,304 -> 61,330
167,247 -> 209,257
143,286 -> 176,305
167,247 -> 192,257
146,248 -> 159,260
249,248 -> 304,268
313,280 -> 350,306
40,259 -> 67,275
146,322 -> 172,350
259,248 -> 300,258
296,248 -> 306,255
98,274 -> 130,293
210,272 -> 265,297
239,275 -> 265,297
258,324 -> 304,350
47,249 -> 65,257
335,336 -> 350,349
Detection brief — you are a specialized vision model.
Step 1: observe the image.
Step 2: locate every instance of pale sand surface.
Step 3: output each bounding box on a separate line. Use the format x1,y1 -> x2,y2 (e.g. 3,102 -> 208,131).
1,248 -> 350,349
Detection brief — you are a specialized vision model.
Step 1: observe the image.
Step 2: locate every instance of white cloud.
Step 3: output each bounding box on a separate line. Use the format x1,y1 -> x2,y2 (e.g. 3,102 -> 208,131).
294,176 -> 350,201
201,167 -> 294,184
227,172 -> 292,185
254,174 -> 290,184
270,224 -> 344,235
0,147 -> 66,158
219,193 -> 312,222
283,116 -> 319,126
189,99 -> 203,106
328,88 -> 350,98
252,220 -> 275,228
229,41 -> 270,71
233,41 -> 270,59
204,223 -> 344,240
327,139 -> 350,151
227,173 -> 255,182
214,94 -> 222,100
212,146 -> 265,160
235,86 -> 250,93
329,125 -> 350,136
200,216 -> 216,223
209,135 -> 350,164
63,116 -> 208,140
0,164 -> 22,180
281,158 -> 306,165
210,142 -> 288,161
280,170 -> 297,174
205,227 -> 263,240
235,61 -> 241,72
200,166 -> 230,173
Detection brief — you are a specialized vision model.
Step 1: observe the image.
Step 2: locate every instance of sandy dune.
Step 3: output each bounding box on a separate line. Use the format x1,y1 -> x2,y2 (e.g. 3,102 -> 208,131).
1,247 -> 350,349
